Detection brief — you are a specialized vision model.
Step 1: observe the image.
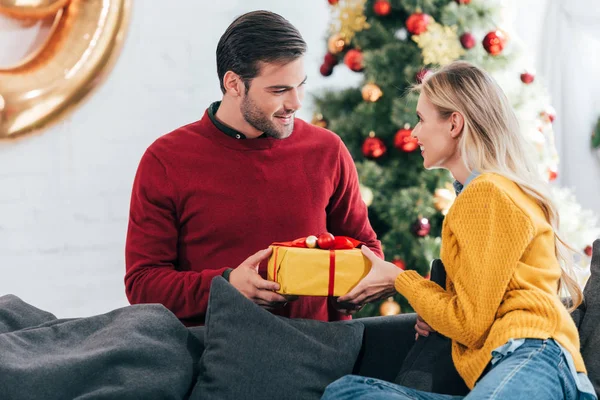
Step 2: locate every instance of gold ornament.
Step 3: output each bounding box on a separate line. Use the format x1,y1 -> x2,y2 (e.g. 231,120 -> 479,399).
0,0 -> 132,139
327,33 -> 347,55
305,235 -> 318,248
311,113 -> 328,128
412,22 -> 465,66
379,296 -> 401,316
329,0 -> 370,44
361,83 -> 383,102
433,182 -> 456,215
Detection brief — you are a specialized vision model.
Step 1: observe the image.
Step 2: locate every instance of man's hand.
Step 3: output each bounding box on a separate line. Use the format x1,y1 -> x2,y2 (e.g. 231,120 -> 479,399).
229,248 -> 291,310
329,297 -> 364,316
415,314 -> 435,339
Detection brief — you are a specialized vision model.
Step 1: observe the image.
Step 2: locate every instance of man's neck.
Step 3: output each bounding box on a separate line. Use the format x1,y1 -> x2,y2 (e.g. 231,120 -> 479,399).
214,97 -> 263,139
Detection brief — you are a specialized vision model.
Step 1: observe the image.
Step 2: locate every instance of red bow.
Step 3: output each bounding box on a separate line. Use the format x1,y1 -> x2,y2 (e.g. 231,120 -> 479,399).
271,236 -> 362,250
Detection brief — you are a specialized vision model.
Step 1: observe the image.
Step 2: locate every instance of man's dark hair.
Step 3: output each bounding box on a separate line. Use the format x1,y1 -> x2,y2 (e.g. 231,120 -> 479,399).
216,10 -> 307,94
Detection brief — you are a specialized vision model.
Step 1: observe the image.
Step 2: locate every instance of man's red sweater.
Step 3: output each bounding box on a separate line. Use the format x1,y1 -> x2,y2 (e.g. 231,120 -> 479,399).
125,107 -> 382,326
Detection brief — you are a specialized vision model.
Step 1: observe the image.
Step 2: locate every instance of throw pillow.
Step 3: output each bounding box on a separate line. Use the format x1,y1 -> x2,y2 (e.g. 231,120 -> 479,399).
190,277 -> 365,400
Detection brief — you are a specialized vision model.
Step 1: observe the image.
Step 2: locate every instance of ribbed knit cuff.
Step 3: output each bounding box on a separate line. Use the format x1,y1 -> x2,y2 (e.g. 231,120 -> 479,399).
394,270 -> 423,299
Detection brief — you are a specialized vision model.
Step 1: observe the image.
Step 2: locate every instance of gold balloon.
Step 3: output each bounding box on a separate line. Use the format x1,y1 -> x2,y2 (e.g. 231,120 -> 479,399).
327,33 -> 346,55
379,297 -> 401,316
361,83 -> 383,102
0,0 -> 131,139
0,0 -> 70,20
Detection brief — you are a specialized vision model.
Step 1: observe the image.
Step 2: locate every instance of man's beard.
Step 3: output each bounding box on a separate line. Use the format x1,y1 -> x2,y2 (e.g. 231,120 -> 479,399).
240,94 -> 294,139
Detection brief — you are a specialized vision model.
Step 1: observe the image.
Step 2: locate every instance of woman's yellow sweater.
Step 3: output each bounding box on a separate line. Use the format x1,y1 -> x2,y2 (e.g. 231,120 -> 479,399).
395,173 -> 585,389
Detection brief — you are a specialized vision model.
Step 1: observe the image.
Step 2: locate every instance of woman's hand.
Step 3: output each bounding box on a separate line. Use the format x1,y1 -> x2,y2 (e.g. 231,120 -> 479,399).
415,315 -> 435,339
338,246 -> 404,306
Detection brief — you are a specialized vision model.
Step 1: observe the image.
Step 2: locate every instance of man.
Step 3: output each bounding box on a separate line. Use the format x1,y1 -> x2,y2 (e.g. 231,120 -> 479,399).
125,10 -> 382,326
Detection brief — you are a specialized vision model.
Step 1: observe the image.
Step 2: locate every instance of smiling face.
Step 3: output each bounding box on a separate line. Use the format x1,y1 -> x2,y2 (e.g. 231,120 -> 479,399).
413,92 -> 462,171
239,57 -> 306,139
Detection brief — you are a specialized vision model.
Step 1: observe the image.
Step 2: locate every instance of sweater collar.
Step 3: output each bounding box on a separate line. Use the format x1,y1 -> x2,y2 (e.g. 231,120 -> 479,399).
198,105 -> 296,151
208,101 -> 269,140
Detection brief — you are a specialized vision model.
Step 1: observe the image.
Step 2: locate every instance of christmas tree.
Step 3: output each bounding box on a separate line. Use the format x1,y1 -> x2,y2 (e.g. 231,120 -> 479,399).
313,0 -> 600,317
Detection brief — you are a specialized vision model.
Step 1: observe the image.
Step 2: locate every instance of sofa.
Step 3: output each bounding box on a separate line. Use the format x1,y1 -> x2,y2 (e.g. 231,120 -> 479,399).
0,239 -> 598,400
189,238 -> 600,399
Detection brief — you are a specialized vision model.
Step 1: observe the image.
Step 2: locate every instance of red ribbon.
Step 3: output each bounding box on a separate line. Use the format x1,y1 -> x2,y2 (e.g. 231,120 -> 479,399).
271,236 -> 362,250
271,236 -> 363,297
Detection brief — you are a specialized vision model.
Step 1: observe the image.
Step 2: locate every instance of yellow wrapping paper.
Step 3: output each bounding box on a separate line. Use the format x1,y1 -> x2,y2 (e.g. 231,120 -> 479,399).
267,246 -> 372,297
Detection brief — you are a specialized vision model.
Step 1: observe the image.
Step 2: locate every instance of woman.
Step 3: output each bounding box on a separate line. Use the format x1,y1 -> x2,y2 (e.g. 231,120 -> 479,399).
322,61 -> 596,399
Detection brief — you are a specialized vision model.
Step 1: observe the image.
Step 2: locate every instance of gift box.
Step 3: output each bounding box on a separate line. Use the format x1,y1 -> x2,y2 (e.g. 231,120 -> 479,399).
267,236 -> 372,297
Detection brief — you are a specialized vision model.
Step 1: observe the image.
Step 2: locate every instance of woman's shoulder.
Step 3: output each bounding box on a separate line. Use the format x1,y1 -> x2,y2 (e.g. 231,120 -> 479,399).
451,173 -> 537,231
460,172 -> 521,202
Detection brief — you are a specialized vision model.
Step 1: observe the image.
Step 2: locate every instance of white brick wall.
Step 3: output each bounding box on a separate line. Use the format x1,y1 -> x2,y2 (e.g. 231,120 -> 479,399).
0,0 -> 360,317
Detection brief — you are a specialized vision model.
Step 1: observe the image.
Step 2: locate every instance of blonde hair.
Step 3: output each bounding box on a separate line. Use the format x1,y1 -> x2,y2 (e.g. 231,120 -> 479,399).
415,61 -> 582,310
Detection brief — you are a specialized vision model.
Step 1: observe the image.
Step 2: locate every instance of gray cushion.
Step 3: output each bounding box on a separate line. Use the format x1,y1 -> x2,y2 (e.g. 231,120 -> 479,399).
0,295 -> 202,400
190,277 -> 364,400
579,239 -> 600,395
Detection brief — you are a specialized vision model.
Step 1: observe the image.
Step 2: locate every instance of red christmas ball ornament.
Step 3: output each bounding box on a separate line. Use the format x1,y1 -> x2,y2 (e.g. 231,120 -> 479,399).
344,49 -> 364,72
460,32 -> 476,49
392,258 -> 406,270
320,63 -> 333,77
520,71 -> 535,84
362,133 -> 387,159
454,0 -> 471,4
324,52 -> 338,67
415,68 -> 431,83
317,232 -> 335,249
373,0 -> 392,16
584,245 -> 593,257
394,125 -> 419,152
328,0 -> 339,5
548,168 -> 558,181
412,217 -> 431,237
482,30 -> 506,55
406,12 -> 431,35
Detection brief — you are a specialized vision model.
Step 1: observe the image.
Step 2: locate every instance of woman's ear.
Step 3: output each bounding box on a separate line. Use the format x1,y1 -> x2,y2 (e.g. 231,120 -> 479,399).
450,112 -> 464,139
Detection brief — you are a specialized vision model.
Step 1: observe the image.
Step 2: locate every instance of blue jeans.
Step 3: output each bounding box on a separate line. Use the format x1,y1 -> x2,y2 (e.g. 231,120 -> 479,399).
322,339 -> 587,400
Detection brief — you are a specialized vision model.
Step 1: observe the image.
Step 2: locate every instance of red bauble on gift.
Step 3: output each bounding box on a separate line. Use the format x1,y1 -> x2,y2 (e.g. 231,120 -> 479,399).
482,30 -> 506,55
373,0 -> 392,16
406,12 -> 431,35
460,32 -> 476,49
317,232 -> 335,249
394,125 -> 419,152
362,134 -> 387,159
328,0 -> 339,5
344,49 -> 364,72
